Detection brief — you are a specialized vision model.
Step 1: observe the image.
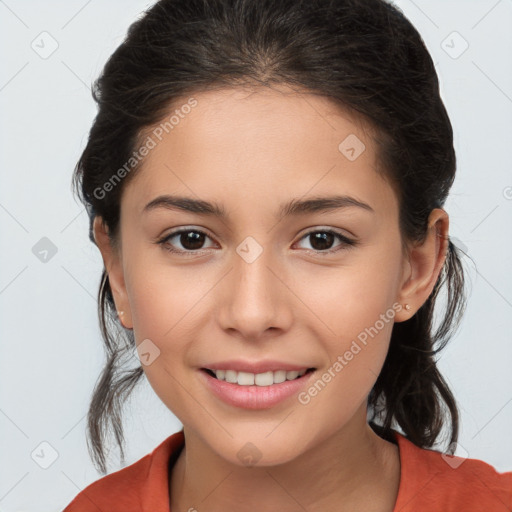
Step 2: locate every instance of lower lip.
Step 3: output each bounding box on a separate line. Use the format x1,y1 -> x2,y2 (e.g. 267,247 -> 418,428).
199,369 -> 316,410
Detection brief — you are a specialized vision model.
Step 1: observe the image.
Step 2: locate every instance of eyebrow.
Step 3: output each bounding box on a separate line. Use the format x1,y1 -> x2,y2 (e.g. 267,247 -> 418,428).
143,194 -> 375,218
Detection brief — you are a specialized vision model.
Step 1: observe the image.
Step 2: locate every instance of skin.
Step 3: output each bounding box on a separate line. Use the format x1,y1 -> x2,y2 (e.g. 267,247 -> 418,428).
93,84 -> 449,512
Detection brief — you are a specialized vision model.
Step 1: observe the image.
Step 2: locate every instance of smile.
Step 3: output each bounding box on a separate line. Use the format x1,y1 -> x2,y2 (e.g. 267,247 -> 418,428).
202,368 -> 315,386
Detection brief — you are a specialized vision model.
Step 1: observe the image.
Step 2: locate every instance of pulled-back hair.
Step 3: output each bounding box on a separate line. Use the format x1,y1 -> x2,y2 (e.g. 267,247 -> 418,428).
72,0 -> 468,474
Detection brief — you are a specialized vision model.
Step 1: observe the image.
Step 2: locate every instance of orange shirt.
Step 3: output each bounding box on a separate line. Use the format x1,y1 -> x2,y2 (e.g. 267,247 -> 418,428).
63,429 -> 512,511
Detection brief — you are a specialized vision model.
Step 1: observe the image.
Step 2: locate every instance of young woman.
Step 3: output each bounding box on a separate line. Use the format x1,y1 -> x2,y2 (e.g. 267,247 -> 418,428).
63,0 -> 512,510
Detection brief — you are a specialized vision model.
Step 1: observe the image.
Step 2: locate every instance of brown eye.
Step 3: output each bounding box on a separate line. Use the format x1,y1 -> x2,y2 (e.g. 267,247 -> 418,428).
158,229 -> 215,253
296,229 -> 357,254
308,232 -> 335,251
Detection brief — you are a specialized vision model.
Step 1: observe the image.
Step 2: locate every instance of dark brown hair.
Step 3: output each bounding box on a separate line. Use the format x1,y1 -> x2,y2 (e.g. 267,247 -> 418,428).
72,0 -> 468,474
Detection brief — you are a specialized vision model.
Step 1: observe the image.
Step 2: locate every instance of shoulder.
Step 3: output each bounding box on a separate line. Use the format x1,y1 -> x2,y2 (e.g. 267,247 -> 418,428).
62,430 -> 185,512
394,432 -> 512,512
62,455 -> 151,511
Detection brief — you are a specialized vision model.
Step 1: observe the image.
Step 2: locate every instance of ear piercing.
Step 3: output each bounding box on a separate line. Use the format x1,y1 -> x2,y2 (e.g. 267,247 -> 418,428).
116,310 -> 132,330
404,304 -> 411,311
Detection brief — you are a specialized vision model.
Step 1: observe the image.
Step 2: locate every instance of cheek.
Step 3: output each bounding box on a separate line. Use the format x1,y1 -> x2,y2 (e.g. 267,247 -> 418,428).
125,249 -> 204,339
290,255 -> 399,398
125,265 -> 196,418
294,258 -> 397,340
123,253 -> 211,400
295,273 -> 396,426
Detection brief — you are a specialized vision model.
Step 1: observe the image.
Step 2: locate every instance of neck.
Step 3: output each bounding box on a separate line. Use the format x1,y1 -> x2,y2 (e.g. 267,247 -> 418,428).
169,406 -> 400,512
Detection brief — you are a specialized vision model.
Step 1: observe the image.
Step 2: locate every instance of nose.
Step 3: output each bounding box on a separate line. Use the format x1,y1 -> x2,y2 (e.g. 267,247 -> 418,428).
216,242 -> 293,341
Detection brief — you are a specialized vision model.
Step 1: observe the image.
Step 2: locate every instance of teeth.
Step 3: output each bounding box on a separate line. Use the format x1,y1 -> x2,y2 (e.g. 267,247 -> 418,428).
225,370 -> 237,383
211,368 -> 309,386
237,371 -> 254,385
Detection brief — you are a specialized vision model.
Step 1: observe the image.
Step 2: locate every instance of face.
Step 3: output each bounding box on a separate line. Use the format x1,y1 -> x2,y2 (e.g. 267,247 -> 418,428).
95,85 -> 443,467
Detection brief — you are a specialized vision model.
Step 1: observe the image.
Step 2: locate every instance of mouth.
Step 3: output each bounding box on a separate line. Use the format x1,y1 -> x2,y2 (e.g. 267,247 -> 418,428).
200,367 -> 316,386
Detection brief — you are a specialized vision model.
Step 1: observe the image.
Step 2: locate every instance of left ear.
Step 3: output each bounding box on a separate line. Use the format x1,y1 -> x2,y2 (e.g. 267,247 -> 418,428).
395,208 -> 450,322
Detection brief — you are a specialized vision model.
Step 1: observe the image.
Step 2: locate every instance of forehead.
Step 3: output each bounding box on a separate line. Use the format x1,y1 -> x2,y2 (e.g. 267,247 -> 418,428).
122,85 -> 397,219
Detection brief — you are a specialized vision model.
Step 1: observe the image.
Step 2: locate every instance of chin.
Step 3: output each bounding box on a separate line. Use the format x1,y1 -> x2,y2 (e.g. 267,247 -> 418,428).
195,423 -> 314,468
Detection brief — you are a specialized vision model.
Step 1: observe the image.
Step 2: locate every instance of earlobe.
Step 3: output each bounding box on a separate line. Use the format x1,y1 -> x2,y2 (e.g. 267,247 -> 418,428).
395,208 -> 449,322
92,216 -> 134,329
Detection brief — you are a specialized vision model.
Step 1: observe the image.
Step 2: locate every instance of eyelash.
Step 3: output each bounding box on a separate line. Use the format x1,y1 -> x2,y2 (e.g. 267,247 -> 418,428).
156,227 -> 359,257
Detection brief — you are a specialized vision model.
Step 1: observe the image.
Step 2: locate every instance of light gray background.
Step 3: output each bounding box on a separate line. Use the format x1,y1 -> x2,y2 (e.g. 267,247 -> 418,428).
1,0 -> 511,510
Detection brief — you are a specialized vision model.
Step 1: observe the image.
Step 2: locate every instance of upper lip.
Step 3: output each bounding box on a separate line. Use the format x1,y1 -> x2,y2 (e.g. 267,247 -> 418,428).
201,360 -> 315,374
